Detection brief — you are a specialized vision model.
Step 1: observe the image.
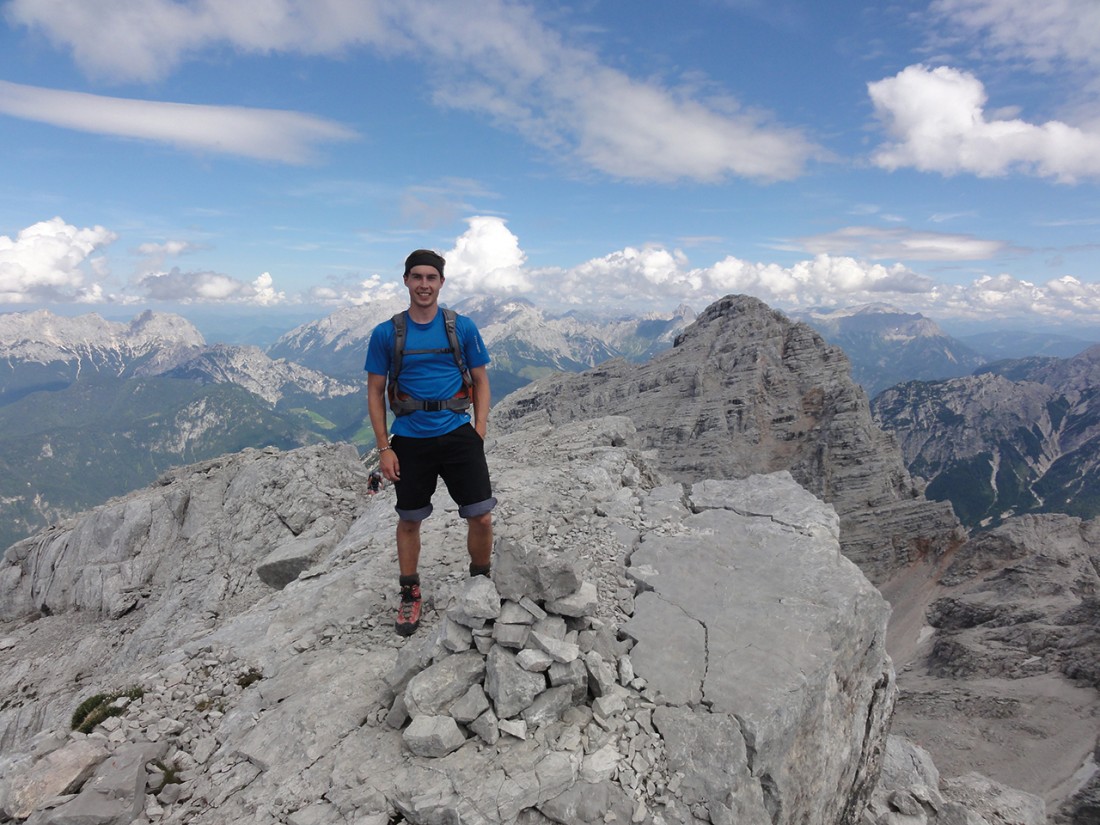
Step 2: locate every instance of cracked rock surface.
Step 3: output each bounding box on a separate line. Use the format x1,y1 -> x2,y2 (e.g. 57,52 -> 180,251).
0,417 -> 914,824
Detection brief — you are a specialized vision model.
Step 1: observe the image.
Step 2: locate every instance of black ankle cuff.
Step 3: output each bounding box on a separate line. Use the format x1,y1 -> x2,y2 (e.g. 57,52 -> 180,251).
399,574 -> 420,587
469,563 -> 491,578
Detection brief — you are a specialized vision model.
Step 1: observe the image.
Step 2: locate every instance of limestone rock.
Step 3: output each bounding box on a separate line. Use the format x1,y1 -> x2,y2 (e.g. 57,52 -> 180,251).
493,538 -> 582,602
403,650 -> 486,719
485,645 -> 548,719
4,739 -> 108,819
255,535 -> 335,590
403,716 -> 467,758
44,740 -> 168,825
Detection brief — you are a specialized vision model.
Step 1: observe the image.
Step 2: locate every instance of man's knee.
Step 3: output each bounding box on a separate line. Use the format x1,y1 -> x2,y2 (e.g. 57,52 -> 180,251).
397,518 -> 422,535
467,511 -> 492,530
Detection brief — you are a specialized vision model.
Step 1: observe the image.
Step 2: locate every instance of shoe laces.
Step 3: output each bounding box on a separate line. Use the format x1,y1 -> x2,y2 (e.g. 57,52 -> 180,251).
400,584 -> 421,603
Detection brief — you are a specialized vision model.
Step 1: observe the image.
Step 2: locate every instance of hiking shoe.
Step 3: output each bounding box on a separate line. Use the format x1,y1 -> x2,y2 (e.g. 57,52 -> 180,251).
395,584 -> 422,636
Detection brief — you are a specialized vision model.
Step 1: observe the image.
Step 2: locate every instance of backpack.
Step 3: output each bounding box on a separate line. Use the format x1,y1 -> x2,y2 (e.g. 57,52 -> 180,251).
387,307 -> 474,417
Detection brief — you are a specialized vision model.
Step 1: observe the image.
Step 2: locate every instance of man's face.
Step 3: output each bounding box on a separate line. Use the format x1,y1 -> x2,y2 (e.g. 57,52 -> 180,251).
404,265 -> 444,308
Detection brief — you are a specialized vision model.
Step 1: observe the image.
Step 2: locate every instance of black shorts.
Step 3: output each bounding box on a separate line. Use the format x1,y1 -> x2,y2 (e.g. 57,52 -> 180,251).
390,423 -> 496,522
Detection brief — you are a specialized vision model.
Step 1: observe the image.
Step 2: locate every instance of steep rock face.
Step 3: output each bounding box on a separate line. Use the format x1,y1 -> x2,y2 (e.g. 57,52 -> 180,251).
493,294 -> 962,583
1,420 -> 897,825
0,443 -> 371,651
873,345 -> 1100,527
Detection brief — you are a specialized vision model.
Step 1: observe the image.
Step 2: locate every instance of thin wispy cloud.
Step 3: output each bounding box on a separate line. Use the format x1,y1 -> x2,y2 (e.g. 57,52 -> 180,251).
0,81 -> 357,163
4,0 -> 821,182
932,0 -> 1100,70
797,226 -> 1010,261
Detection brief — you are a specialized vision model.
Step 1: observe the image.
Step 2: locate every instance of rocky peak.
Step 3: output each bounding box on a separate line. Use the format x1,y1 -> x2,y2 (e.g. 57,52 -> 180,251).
494,294 -> 963,583
125,310 -> 206,348
0,385 -> 1049,825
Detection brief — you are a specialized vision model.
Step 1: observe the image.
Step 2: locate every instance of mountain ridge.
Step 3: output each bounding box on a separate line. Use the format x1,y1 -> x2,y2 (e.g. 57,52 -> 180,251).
872,344 -> 1100,527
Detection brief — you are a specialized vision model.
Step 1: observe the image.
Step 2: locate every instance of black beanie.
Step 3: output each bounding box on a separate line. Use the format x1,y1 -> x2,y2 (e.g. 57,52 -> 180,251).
404,249 -> 445,277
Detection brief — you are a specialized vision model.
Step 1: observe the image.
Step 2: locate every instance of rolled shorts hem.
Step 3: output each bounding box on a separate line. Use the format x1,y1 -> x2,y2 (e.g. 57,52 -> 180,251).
395,504 -> 433,522
458,497 -> 497,519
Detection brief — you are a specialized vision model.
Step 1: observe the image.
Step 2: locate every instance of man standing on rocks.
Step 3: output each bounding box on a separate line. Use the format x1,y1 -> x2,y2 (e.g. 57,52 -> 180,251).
365,249 -> 496,636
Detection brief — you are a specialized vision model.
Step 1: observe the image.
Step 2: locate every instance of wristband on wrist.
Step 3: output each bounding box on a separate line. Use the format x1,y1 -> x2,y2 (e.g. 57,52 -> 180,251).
379,445 -> 393,453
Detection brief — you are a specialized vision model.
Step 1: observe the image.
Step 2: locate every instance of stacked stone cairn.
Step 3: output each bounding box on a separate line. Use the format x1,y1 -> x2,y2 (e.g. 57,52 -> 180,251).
383,538 -> 672,822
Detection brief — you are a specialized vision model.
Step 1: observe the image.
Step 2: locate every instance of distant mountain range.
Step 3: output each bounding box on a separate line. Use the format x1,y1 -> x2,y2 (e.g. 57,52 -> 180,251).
872,345 -> 1100,528
0,301 -> 694,551
795,305 -> 987,397
796,304 -> 1097,397
0,311 -> 369,552
267,295 -> 696,400
2,298 -> 1096,552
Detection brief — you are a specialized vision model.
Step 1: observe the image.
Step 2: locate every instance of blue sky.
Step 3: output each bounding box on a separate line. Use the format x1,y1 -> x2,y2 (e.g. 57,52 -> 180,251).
1,0 -> 1099,332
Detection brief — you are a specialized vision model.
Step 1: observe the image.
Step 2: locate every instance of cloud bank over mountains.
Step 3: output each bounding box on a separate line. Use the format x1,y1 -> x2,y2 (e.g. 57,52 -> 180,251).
4,214 -> 1099,325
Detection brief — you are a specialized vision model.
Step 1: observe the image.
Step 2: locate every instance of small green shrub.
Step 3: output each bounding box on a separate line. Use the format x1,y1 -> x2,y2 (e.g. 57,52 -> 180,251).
71,685 -> 144,733
70,693 -> 111,731
76,703 -> 124,734
150,759 -> 182,792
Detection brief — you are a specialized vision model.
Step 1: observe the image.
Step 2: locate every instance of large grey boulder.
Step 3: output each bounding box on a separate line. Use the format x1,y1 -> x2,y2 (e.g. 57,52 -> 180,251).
866,735 -> 1047,825
624,474 -> 895,825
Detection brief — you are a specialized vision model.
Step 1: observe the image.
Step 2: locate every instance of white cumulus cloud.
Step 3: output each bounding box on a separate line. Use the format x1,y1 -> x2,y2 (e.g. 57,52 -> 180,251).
868,65 -> 1100,182
444,217 -> 530,295
307,274 -> 403,307
0,217 -> 116,303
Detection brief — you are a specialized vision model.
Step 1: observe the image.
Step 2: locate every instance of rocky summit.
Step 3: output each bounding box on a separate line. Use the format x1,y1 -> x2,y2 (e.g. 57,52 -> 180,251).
0,419 -> 1039,825
492,294 -> 964,584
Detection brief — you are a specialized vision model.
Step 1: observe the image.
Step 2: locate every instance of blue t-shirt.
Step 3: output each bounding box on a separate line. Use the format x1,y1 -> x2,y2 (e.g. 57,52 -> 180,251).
364,309 -> 490,438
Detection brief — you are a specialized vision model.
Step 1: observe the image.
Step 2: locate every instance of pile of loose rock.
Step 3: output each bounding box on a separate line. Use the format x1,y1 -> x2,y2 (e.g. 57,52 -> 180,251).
1,646 -> 265,824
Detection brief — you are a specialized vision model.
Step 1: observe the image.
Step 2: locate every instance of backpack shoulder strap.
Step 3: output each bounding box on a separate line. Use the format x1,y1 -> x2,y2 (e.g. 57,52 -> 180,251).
389,312 -> 406,380
441,308 -> 472,387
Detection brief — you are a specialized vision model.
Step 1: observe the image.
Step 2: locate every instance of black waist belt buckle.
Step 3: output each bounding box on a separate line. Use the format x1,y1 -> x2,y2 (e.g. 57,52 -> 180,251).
423,399 -> 447,412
